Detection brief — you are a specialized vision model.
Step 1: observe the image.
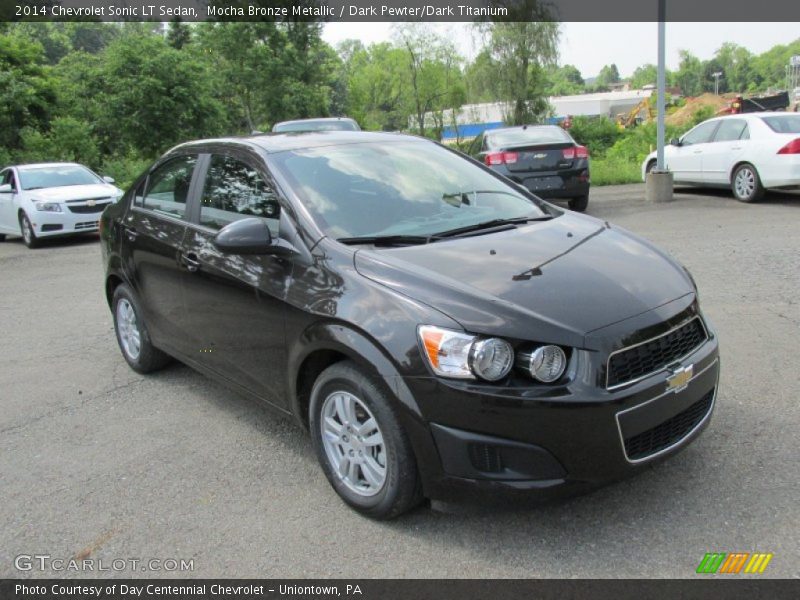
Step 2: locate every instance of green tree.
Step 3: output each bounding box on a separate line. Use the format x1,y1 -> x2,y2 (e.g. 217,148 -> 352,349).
674,50 -> 705,96
714,43 -> 754,93
595,63 -> 621,90
476,19 -> 560,125
0,34 -> 55,152
546,64 -> 584,96
630,64 -> 658,89
393,24 -> 465,137
167,18 -> 192,50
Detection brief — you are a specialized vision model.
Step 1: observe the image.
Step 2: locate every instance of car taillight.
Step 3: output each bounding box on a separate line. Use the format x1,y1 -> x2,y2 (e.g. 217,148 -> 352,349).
484,151 -> 518,165
777,138 -> 800,154
563,146 -> 589,160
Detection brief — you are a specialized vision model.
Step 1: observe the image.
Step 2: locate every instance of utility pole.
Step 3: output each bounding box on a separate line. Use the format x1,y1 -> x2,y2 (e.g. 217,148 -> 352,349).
712,71 -> 723,95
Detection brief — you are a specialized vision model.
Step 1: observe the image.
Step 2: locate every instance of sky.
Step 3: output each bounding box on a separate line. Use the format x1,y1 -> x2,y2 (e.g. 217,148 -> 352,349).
321,22 -> 800,79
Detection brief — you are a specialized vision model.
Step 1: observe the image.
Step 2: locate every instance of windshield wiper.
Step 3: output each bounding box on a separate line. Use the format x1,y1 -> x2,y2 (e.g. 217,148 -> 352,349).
337,234 -> 436,246
433,215 -> 553,239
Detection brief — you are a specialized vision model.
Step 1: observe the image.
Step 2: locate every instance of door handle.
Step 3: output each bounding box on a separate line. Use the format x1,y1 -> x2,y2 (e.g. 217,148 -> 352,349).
731,146 -> 742,150
182,252 -> 200,273
124,226 -> 138,241
693,150 -> 702,154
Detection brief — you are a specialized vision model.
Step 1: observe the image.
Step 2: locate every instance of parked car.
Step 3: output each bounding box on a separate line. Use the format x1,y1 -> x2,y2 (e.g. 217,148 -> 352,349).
468,125 -> 590,212
642,113 -> 800,202
0,162 -> 123,248
101,132 -> 719,519
272,117 -> 361,133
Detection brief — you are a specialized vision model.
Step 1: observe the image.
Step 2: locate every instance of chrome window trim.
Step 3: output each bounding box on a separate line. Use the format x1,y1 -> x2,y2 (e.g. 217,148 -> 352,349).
615,358 -> 719,465
606,316 -> 709,391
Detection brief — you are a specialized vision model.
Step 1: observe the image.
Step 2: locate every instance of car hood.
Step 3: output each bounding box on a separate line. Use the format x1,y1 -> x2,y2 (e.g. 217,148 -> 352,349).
26,184 -> 120,202
353,213 -> 694,348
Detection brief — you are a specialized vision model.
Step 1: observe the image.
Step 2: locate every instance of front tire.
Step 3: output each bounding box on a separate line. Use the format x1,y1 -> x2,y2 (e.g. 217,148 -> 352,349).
19,213 -> 40,248
112,283 -> 171,374
731,163 -> 764,203
568,195 -> 589,212
309,361 -> 423,519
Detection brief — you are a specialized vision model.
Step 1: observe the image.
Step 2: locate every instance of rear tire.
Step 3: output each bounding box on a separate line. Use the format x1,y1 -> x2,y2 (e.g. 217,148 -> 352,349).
0,233 -> 6,242
19,213 -> 40,248
731,163 -> 764,203
112,283 -> 172,374
645,160 -> 656,175
568,195 -> 589,212
309,361 -> 423,519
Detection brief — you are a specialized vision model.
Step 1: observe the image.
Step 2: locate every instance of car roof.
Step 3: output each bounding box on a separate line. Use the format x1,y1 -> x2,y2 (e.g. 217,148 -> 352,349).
13,162 -> 85,171
274,117 -> 357,126
171,131 -> 425,154
487,125 -> 562,134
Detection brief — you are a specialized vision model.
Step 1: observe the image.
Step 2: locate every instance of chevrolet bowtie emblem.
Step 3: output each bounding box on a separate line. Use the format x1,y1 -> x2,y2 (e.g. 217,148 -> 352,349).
666,364 -> 693,393
86,200 -> 96,207
533,153 -> 547,159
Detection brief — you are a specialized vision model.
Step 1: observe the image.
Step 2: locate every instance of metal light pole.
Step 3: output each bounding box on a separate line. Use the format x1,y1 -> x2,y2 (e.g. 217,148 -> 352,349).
712,71 -> 723,95
656,0 -> 666,172
647,0 -> 674,203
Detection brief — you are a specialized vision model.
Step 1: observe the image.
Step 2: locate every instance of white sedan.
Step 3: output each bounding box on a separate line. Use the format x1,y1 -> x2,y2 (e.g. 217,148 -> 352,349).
0,162 -> 123,248
642,112 -> 800,202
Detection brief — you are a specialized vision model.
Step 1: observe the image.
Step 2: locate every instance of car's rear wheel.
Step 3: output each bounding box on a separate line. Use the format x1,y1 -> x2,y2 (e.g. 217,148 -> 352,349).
645,159 -> 656,175
731,163 -> 764,203
19,213 -> 40,248
568,195 -> 589,212
112,283 -> 171,373
0,234 -> 6,242
309,361 -> 423,519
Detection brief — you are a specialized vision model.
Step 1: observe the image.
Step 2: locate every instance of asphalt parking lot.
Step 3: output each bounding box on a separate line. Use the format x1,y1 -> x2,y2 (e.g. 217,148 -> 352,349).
1,184 -> 798,579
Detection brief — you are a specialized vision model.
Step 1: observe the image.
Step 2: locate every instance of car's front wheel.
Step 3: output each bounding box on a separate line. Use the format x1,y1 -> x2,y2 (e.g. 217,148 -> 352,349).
309,361 -> 423,519
731,163 -> 765,203
112,283 -> 171,373
19,213 -> 40,248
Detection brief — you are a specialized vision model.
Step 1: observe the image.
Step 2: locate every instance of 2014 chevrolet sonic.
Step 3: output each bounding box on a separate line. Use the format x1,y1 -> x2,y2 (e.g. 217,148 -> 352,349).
101,131 -> 720,519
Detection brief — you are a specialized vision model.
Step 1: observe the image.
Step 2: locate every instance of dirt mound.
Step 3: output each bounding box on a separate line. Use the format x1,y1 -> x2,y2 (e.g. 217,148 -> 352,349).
666,93 -> 731,127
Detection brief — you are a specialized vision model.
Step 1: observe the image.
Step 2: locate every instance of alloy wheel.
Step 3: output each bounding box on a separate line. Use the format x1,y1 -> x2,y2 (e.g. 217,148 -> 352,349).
735,167 -> 756,199
21,217 -> 32,244
116,298 -> 142,360
320,391 -> 387,497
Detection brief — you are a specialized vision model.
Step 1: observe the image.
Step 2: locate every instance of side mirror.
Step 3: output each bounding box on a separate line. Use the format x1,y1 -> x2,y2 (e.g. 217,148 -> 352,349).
212,217 -> 295,257
213,217 -> 273,254
0,183 -> 12,193
669,138 -> 682,146
103,175 -> 116,184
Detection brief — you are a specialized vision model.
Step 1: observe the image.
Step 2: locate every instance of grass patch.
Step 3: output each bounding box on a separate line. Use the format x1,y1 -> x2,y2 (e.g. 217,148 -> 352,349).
590,158 -> 642,186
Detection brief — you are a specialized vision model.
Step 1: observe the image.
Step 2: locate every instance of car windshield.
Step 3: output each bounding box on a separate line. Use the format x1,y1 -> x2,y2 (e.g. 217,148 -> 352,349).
18,165 -> 102,190
488,127 -> 571,148
271,141 -> 549,239
274,120 -> 359,133
760,115 -> 800,134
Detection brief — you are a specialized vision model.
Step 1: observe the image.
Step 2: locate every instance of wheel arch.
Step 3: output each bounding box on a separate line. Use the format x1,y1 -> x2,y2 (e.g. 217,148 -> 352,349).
105,273 -> 125,309
289,322 -> 420,431
729,160 -> 760,184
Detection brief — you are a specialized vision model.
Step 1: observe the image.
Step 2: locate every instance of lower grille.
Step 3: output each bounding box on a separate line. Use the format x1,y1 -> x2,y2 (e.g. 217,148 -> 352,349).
41,224 -> 63,232
607,317 -> 708,388
468,443 -> 503,473
68,203 -> 110,214
74,221 -> 99,230
623,388 -> 714,461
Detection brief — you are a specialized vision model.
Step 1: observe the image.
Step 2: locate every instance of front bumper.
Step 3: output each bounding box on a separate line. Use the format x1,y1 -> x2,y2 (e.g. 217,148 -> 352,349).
28,206 -> 110,237
402,314 -> 720,503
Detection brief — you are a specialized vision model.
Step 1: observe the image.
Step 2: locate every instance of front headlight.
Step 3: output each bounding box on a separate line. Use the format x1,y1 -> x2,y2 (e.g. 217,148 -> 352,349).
418,325 -> 514,381
35,202 -> 62,213
516,345 -> 567,383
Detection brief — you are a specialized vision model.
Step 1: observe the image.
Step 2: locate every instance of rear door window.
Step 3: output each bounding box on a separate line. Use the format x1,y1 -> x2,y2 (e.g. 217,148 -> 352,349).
713,119 -> 748,142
